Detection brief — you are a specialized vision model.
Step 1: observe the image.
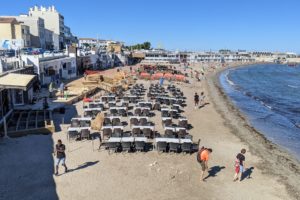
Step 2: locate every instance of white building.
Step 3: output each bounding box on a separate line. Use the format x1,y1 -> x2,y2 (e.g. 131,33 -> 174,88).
15,15 -> 47,49
29,6 -> 64,50
21,53 -> 77,85
186,51 -> 255,63
141,49 -> 180,64
78,38 -> 97,48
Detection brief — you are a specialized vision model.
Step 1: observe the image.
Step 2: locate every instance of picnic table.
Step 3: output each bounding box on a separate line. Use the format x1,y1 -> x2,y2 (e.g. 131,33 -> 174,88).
107,137 -> 122,143
105,116 -> 122,120
72,117 -> 92,121
107,137 -> 148,143
101,125 -> 124,130
68,127 -> 91,132
110,107 -> 127,110
154,138 -> 192,144
84,108 -> 102,112
129,116 -> 149,120
132,125 -> 155,131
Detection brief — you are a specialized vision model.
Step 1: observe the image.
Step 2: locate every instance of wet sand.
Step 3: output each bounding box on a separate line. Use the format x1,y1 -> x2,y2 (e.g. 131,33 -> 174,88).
0,63 -> 299,200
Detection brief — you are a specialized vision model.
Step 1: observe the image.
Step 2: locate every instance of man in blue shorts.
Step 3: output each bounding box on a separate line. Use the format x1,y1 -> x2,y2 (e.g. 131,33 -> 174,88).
54,139 -> 68,175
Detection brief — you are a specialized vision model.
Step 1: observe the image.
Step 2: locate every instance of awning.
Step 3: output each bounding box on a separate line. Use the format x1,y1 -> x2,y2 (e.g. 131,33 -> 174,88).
0,73 -> 37,90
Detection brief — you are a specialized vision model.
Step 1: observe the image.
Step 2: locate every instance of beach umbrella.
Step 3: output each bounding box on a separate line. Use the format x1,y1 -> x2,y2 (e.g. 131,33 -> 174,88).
140,72 -> 150,79
164,73 -> 173,79
83,97 -> 92,102
155,73 -> 164,78
175,74 -> 185,81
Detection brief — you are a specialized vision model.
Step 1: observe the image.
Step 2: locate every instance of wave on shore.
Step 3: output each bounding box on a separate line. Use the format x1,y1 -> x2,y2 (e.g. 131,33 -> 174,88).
220,64 -> 300,161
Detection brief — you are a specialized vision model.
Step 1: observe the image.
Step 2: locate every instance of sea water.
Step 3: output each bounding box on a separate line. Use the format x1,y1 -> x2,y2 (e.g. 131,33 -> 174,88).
220,64 -> 300,160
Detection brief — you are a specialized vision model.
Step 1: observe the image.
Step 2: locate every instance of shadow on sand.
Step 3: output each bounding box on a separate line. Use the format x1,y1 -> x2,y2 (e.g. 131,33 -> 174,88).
241,167 -> 254,181
0,135 -> 59,200
198,102 -> 210,109
204,166 -> 226,180
66,161 -> 99,174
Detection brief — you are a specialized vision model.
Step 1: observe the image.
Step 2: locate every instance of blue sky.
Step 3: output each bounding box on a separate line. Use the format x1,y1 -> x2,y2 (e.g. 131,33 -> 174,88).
1,0 -> 300,52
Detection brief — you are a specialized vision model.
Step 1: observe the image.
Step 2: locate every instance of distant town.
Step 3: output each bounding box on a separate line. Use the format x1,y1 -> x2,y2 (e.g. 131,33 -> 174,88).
0,5 -> 300,125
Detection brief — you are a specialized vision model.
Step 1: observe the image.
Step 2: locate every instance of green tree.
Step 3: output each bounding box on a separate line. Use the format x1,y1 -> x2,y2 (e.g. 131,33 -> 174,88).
127,41 -> 151,50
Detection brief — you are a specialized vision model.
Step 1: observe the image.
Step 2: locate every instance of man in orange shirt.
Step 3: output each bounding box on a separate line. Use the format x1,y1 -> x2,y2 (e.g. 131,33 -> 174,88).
199,148 -> 213,181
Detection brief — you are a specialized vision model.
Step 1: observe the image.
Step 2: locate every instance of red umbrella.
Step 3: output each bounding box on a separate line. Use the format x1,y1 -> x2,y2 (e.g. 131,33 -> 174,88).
175,74 -> 185,81
164,73 -> 173,79
140,72 -> 150,79
83,97 -> 92,102
154,73 -> 164,78
140,72 -> 150,76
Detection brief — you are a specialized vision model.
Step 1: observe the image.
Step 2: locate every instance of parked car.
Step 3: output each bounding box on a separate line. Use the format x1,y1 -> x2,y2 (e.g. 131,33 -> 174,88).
4,50 -> 15,57
43,50 -> 52,57
31,48 -> 44,55
20,47 -> 33,55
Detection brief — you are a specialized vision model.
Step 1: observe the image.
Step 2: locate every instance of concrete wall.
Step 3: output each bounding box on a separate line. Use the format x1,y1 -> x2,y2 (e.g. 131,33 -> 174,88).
0,23 -> 13,39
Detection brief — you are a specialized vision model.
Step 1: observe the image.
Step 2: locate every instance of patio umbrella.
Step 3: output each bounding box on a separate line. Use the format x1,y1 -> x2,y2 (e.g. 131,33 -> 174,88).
164,73 -> 173,79
154,73 -> 164,79
140,72 -> 150,78
175,74 -> 185,81
83,97 -> 92,102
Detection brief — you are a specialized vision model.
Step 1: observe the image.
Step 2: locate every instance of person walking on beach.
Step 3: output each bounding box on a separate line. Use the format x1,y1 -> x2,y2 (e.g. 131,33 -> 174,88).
60,82 -> 64,98
197,147 -> 213,181
233,149 -> 246,181
195,71 -> 200,81
54,139 -> 68,175
199,92 -> 206,107
49,81 -> 54,98
194,92 -> 199,108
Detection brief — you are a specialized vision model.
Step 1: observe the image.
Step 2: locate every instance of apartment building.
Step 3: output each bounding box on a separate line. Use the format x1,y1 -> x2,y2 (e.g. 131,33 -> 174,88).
78,38 -> 98,48
64,25 -> 77,47
14,15 -> 46,49
0,17 -> 31,49
29,6 -> 65,50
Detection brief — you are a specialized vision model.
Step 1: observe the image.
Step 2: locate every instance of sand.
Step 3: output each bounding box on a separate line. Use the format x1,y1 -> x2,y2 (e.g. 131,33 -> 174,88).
0,63 -> 299,200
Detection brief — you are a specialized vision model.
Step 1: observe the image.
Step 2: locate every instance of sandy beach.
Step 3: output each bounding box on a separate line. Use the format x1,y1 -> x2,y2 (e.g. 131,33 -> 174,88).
1,63 -> 300,200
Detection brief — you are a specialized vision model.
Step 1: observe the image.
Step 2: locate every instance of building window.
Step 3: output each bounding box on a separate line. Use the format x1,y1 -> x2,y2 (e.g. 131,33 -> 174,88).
46,67 -> 56,76
14,89 -> 24,105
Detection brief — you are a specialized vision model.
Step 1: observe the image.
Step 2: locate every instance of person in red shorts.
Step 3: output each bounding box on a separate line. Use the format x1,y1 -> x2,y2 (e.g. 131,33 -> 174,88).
233,149 -> 246,181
